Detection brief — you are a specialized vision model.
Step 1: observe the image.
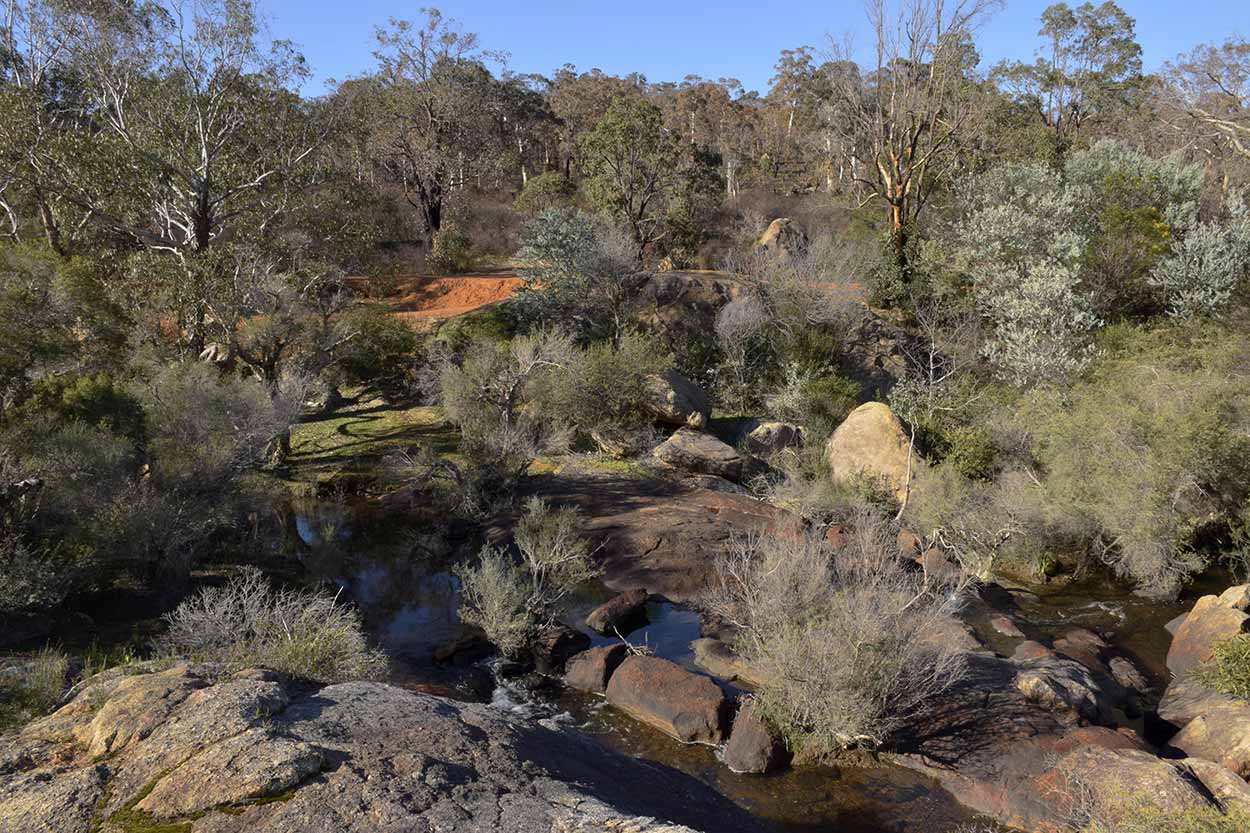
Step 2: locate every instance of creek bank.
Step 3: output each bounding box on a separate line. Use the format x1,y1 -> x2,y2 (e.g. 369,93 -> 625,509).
0,662 -> 765,833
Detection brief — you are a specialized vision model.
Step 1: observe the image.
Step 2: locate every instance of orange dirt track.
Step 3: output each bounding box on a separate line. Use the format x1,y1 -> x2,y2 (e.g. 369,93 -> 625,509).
346,270 -> 522,323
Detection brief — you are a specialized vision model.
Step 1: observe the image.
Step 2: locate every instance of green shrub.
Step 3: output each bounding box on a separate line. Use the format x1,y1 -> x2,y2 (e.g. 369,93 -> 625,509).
768,364 -> 860,442
513,172 -> 577,215
333,304 -> 419,393
1018,323 -> 1250,596
457,547 -> 532,656
706,513 -> 968,755
537,330 -> 671,452
157,570 -> 386,684
427,223 -> 476,274
1194,633 -> 1250,701
457,497 -> 600,656
944,425 -> 1000,481
12,373 -> 145,445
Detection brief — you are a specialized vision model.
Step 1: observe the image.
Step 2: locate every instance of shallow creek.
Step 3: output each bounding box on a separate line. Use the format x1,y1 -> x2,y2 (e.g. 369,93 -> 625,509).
294,503 -> 1222,833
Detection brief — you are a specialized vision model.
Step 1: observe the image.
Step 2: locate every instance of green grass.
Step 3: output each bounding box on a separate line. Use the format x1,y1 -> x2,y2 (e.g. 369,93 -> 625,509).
285,395 -> 461,489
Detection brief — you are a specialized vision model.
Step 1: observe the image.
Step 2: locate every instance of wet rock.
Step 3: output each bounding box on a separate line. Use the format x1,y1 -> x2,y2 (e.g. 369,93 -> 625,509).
606,656 -> 728,744
691,637 -> 762,687
643,368 -> 712,430
654,428 -> 744,481
989,614 -> 1025,639
745,421 -> 801,456
136,728 -> 322,817
585,588 -> 649,635
564,644 -> 628,694
724,704 -> 786,774
753,218 -> 808,260
1108,656 -> 1150,694
1167,594 -> 1248,677
531,625 -> 591,674
1013,640 -> 1055,661
825,402 -> 923,504
0,664 -> 764,833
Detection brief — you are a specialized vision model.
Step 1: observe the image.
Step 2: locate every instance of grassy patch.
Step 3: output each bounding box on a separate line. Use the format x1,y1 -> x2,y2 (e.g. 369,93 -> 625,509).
0,647 -> 69,733
286,396 -> 461,488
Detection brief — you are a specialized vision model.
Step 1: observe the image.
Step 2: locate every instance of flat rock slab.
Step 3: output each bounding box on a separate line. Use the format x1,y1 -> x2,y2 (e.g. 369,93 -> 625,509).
606,655 -> 728,745
524,467 -> 790,602
0,664 -> 765,833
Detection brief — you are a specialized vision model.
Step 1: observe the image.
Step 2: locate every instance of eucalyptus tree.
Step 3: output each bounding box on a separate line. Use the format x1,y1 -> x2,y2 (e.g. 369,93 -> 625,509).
1163,37 -> 1250,166
369,8 -> 504,241
992,2 -> 1144,150
824,0 -> 1001,284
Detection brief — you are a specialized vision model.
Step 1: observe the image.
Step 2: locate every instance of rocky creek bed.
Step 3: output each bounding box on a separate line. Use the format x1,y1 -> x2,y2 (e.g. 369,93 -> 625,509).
6,481 -> 1250,833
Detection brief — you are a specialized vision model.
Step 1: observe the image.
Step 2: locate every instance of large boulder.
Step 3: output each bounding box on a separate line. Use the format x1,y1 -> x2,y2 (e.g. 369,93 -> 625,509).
824,402 -> 921,503
643,369 -> 712,430
0,664 -> 764,833
606,655 -> 728,745
753,218 -> 808,260
1168,701 -> 1250,778
1167,592 -> 1249,677
654,428 -> 744,481
525,463 -> 790,602
585,588 -> 649,635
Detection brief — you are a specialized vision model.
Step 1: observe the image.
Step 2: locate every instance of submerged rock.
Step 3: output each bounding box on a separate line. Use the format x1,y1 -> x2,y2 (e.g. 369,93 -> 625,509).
606,655 -> 728,745
0,663 -> 764,833
585,588 -> 649,635
724,704 -> 787,774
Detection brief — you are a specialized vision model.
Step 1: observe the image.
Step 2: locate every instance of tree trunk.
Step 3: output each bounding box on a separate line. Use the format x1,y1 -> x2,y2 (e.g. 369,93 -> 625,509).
34,187 -> 63,256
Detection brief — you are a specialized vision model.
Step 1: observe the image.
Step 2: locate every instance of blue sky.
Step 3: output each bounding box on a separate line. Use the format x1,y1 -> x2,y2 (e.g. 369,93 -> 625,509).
261,0 -> 1250,96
